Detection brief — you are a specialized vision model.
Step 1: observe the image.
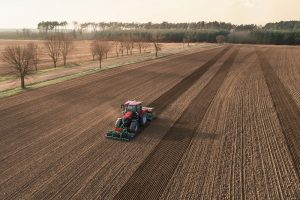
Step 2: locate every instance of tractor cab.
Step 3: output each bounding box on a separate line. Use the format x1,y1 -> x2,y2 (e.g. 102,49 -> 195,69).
122,100 -> 143,114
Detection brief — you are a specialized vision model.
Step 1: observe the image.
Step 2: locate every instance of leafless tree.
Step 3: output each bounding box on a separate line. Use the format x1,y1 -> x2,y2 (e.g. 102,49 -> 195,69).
119,39 -> 125,56
216,35 -> 225,44
104,42 -> 111,59
136,37 -> 147,54
129,36 -> 135,55
183,32 -> 192,47
44,34 -> 63,67
90,42 -> 96,61
114,41 -> 119,57
124,39 -> 131,55
90,39 -> 110,69
136,42 -> 142,54
61,36 -> 74,66
1,45 -> 35,89
27,42 -> 39,71
152,32 -> 163,57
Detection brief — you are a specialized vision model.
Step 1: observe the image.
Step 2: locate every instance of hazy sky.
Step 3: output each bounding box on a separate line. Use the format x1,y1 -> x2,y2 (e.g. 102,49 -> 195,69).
0,0 -> 299,28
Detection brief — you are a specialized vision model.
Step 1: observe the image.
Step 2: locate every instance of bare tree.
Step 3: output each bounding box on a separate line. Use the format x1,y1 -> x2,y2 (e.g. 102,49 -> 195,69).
90,42 -> 96,61
61,36 -> 74,66
27,42 -> 39,71
136,37 -> 146,54
104,43 -> 111,59
90,39 -> 110,69
1,45 -> 34,89
129,36 -> 135,55
183,32 -> 192,47
216,35 -> 225,44
136,41 -> 142,54
119,39 -> 125,56
124,39 -> 131,55
114,41 -> 119,57
44,35 -> 63,67
152,32 -> 163,57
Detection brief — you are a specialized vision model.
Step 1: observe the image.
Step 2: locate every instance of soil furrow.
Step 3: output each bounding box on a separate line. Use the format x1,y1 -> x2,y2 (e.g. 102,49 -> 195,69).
0,47 -> 229,199
256,50 -> 300,178
28,47 -> 230,200
0,49 -> 217,159
113,48 -> 239,200
149,46 -> 232,112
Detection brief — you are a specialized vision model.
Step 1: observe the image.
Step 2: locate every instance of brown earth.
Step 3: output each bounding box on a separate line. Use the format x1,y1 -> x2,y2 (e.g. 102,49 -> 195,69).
0,39 -> 194,75
0,44 -> 299,199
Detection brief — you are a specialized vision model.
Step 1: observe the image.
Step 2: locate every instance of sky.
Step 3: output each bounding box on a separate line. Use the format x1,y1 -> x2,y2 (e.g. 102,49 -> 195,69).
0,0 -> 299,29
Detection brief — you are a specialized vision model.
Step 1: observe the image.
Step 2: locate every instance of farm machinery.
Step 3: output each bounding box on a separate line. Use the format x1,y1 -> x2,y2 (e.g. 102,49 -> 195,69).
106,100 -> 155,141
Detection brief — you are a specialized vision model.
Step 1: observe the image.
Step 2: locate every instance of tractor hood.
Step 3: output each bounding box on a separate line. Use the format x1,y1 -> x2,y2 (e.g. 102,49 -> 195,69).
123,111 -> 133,119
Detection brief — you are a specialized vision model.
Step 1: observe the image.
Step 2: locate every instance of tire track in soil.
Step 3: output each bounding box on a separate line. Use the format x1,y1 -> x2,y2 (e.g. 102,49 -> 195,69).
0,48 -> 219,147
42,46 -> 231,200
113,48 -> 239,200
0,49 -> 219,159
256,50 -> 300,179
0,47 -> 225,170
0,46 -> 231,199
158,48 -> 256,200
0,61 -> 202,198
0,47 -> 216,111
149,46 -> 232,112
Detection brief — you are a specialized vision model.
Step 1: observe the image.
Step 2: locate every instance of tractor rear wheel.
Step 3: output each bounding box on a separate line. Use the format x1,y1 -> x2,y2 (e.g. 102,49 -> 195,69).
129,121 -> 139,133
141,114 -> 147,126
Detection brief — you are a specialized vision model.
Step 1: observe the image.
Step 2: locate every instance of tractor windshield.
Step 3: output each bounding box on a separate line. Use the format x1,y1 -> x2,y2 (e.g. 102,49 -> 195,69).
125,105 -> 137,112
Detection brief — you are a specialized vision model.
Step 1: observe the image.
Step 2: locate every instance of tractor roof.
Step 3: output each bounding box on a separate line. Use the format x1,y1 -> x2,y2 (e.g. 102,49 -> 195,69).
124,100 -> 143,106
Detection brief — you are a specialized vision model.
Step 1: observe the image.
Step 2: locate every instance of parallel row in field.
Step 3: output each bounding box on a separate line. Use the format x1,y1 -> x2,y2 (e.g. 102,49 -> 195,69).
0,47 -> 227,199
28,44 -> 232,200
0,45 -> 299,199
115,46 -> 300,199
114,47 -> 238,199
265,47 -> 300,109
160,46 -> 300,199
257,49 -> 300,179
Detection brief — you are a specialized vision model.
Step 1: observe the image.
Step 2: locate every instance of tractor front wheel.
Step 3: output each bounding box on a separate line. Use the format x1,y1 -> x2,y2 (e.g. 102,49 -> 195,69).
129,121 -> 139,133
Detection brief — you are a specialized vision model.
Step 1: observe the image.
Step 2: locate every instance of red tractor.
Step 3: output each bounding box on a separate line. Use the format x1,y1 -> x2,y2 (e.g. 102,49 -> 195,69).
106,100 -> 155,141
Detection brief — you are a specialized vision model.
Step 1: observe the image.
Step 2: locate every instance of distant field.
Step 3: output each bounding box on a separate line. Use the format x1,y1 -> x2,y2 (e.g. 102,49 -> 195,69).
0,39 -> 188,75
0,45 -> 299,199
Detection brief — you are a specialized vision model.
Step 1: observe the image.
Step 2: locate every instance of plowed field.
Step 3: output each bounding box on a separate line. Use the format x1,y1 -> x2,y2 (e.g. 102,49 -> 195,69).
0,44 -> 299,199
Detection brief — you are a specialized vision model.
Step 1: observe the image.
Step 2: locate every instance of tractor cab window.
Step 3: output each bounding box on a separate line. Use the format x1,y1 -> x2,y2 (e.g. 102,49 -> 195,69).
125,105 -> 137,112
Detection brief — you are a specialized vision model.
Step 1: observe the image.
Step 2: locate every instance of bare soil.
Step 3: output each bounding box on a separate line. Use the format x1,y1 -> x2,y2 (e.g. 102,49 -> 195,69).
0,44 -> 299,199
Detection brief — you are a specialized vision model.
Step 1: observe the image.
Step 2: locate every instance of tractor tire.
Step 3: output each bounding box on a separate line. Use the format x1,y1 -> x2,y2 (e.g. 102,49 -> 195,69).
141,114 -> 147,126
129,121 -> 139,133
115,118 -> 122,128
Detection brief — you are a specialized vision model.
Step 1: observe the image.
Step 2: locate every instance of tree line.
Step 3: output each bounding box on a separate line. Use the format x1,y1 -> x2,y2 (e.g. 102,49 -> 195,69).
227,30 -> 300,45
1,20 -> 300,44
0,31 -> 166,89
1,21 -> 300,90
37,20 -> 300,32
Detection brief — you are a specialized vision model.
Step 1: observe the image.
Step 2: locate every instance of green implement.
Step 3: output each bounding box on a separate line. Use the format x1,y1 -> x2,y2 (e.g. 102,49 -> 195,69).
106,126 -> 136,142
